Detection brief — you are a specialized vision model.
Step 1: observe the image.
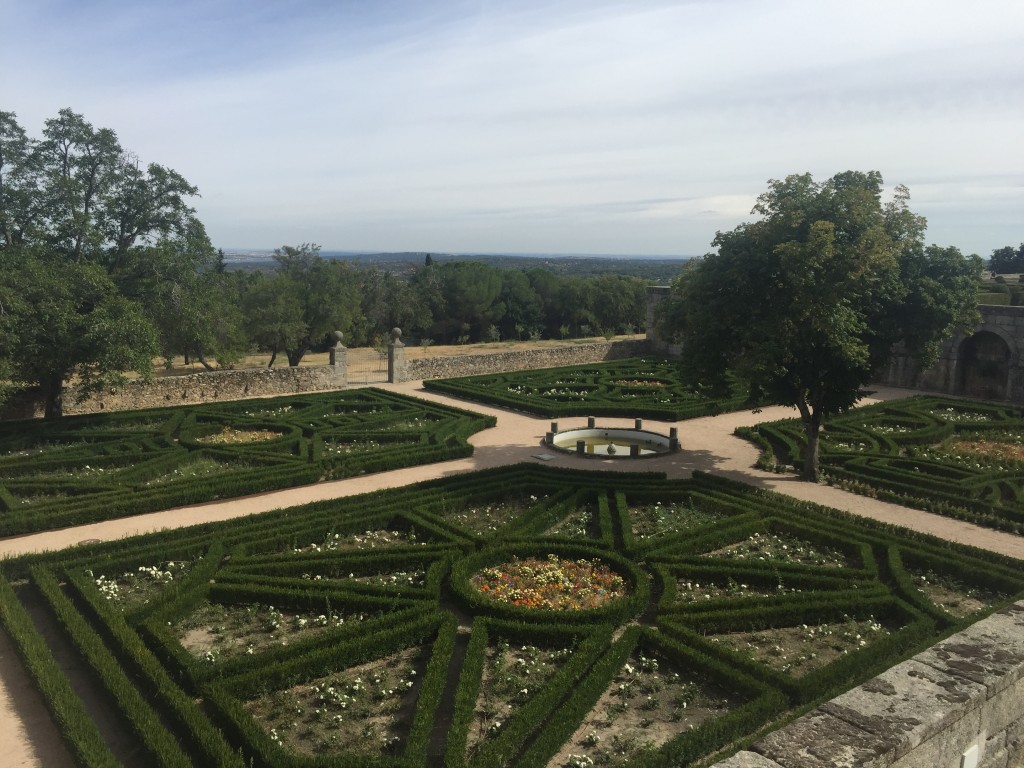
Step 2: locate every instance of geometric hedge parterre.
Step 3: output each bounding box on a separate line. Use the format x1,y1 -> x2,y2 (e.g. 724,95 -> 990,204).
742,396 -> 1024,535
423,358 -> 751,420
0,388 -> 494,536
3,464 -> 1021,768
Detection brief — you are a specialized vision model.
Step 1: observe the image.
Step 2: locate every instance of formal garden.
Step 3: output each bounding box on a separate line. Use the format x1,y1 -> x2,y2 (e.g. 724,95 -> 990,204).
3,358 -> 1024,766
739,395 -> 1024,534
2,463 -> 1021,768
423,358 -> 750,420
0,388 -> 493,536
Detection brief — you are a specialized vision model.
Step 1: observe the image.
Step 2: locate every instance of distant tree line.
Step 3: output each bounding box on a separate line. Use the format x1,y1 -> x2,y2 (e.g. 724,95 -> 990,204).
988,243 -> 1024,274
0,109 -> 647,418
230,245 -> 648,360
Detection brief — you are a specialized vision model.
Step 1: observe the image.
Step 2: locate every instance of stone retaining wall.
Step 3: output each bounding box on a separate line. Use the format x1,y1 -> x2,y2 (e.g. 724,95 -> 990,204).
0,366 -> 347,420
400,339 -> 651,381
877,306 -> 1024,404
644,289 -> 1024,402
714,601 -> 1024,768
0,340 -> 651,420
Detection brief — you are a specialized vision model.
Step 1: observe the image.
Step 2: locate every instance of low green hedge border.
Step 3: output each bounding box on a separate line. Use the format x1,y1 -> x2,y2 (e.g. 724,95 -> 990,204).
0,388 -> 494,536
2,464 -> 1023,768
743,396 -> 1024,533
424,358 -> 753,420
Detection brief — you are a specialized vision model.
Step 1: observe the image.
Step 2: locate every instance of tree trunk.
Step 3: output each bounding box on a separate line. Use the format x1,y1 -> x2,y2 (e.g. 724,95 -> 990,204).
267,350 -> 277,369
196,353 -> 215,371
42,373 -> 64,420
802,420 -> 821,481
796,397 -> 823,482
286,349 -> 305,367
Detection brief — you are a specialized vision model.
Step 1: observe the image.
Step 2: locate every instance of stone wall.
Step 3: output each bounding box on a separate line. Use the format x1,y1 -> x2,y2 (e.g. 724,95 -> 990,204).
644,287 -> 1024,403
877,306 -> 1024,404
0,340 -> 651,420
0,366 -> 347,421
713,601 -> 1024,768
400,339 -> 652,382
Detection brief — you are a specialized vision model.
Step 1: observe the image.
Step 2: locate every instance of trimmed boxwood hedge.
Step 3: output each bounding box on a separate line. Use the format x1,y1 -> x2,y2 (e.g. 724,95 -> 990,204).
3,463 -> 1023,767
0,388 -> 494,536
0,574 -> 121,768
423,357 -> 754,419
743,395 -> 1024,533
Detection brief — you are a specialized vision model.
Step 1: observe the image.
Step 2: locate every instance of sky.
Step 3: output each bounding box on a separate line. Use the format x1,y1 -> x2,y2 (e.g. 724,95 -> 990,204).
3,0 -> 1022,257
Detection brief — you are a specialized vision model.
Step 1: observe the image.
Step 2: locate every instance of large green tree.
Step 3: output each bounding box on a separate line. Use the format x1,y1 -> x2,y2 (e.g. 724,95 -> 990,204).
658,171 -> 981,480
242,244 -> 361,366
413,261 -> 505,343
349,267 -> 429,347
132,223 -> 248,369
0,109 -> 209,417
989,244 -> 1024,274
0,249 -> 158,417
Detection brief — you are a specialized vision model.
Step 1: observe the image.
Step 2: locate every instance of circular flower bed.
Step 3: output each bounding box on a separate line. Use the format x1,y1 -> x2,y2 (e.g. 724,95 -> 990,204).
470,553 -> 629,610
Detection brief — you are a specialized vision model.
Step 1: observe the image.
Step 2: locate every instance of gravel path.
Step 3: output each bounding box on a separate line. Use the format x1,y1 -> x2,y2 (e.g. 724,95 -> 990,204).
2,382 -> 1021,766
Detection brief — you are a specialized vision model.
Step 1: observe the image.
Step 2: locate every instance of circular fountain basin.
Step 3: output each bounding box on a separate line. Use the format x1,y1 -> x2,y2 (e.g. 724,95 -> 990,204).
550,427 -> 675,457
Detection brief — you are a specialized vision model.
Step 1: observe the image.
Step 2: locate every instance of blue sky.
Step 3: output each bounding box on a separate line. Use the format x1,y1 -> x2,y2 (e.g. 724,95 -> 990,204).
4,0 -> 1022,256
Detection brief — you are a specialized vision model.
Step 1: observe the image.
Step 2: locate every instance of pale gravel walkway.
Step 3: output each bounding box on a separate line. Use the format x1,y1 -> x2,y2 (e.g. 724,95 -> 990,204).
2,382 -> 1022,766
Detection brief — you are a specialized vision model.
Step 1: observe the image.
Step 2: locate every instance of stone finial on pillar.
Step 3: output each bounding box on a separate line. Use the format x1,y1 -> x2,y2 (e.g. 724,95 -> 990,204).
328,331 -> 348,384
388,327 -> 408,383
329,330 -> 346,361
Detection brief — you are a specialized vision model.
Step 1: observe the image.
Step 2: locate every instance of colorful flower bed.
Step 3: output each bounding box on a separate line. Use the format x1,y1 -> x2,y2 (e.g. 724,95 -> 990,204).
471,555 -> 629,611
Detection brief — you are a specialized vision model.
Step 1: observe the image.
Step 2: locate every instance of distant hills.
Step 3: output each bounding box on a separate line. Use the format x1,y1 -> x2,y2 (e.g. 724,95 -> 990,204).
222,249 -> 694,283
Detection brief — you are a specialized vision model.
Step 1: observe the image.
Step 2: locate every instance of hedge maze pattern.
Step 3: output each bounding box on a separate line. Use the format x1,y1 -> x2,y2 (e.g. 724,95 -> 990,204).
744,396 -> 1024,534
0,388 -> 494,536
3,464 -> 1021,768
423,358 -> 749,420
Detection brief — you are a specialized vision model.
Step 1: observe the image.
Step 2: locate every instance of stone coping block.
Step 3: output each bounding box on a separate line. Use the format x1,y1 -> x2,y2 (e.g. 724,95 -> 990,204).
915,604 -> 1024,696
754,709 -> 893,767
818,659 -> 985,762
713,752 -> 784,767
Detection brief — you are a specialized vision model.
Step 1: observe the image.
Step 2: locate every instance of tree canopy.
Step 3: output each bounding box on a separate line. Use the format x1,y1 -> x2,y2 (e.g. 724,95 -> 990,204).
657,171 -> 981,480
989,244 -> 1024,274
239,244 -> 361,367
0,109 -> 212,417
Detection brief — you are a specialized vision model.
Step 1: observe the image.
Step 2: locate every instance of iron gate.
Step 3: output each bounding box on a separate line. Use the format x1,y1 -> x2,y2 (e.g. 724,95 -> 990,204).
346,347 -> 389,385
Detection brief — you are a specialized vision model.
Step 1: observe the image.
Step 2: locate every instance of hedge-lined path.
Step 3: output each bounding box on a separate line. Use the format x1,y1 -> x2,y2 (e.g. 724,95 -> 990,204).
2,380 -> 1024,768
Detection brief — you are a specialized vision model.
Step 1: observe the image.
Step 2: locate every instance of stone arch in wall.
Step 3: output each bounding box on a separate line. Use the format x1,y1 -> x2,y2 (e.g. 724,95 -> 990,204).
956,330 -> 1012,400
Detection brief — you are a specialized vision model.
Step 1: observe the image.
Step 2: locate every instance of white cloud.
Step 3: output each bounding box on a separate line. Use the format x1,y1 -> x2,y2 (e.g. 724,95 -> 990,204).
3,0 -> 1023,254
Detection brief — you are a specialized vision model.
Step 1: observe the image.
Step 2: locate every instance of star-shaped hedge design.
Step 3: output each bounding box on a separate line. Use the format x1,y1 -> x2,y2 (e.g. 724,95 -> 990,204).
0,388 -> 493,535
4,464 -> 1022,767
